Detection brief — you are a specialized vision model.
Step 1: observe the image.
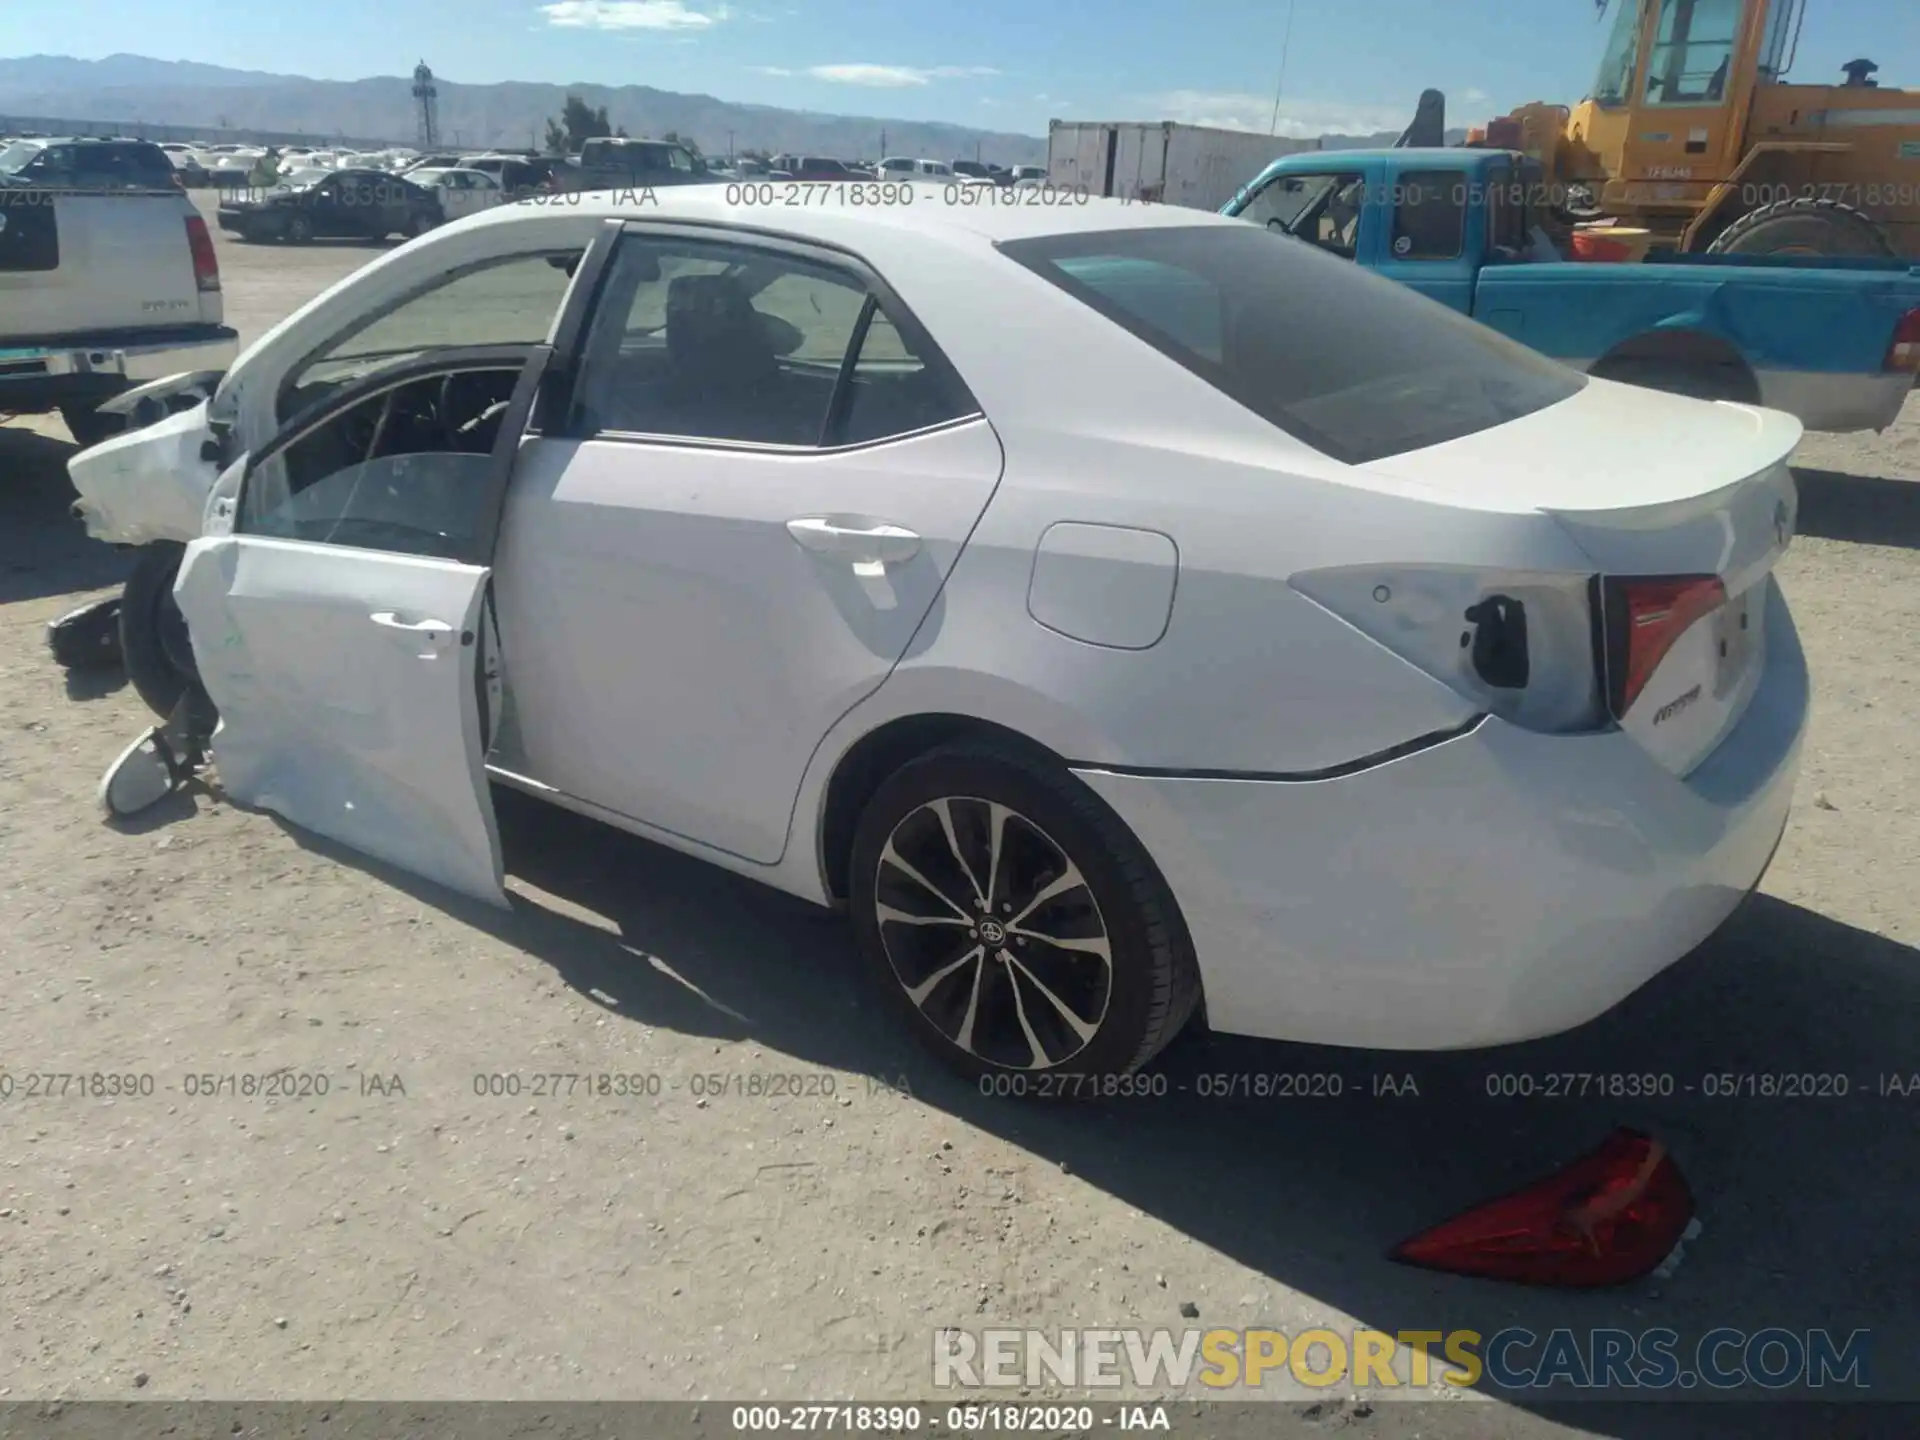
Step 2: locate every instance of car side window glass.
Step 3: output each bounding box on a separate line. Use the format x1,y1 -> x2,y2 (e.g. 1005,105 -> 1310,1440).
1485,170 -> 1529,258
1309,173 -> 1368,258
573,237 -> 973,447
572,239 -> 865,445
241,365 -> 526,559
32,146 -> 73,182
1240,174 -> 1328,231
281,251 -> 582,420
835,305 -> 977,446
1390,170 -> 1467,260
667,147 -> 695,172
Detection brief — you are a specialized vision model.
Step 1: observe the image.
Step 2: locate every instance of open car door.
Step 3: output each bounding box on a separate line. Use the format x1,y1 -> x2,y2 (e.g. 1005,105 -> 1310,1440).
172,344 -> 550,906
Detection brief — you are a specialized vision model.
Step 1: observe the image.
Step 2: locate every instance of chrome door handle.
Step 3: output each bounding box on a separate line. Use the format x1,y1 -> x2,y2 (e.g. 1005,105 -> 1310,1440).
786,517 -> 922,564
371,611 -> 453,638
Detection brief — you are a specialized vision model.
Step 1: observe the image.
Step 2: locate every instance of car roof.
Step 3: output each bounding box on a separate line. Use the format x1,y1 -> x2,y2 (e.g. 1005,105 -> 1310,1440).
459,179 -> 1243,247
1267,146 -> 1516,172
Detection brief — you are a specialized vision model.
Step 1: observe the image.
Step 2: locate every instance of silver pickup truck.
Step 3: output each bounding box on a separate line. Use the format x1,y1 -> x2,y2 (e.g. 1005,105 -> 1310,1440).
0,137 -> 240,445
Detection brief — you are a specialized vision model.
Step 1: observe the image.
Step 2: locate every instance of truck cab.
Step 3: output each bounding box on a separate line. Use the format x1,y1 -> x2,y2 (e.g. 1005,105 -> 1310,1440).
1226,147 -> 1540,313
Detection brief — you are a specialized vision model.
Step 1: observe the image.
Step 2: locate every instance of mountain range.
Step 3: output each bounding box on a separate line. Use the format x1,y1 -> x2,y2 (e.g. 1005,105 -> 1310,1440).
0,54 -> 1459,164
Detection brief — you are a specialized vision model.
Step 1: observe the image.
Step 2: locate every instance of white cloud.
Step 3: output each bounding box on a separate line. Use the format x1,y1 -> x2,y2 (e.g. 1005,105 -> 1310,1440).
540,1 -> 728,30
1144,89 -> 1411,139
1463,87 -> 1490,103
753,62 -> 1000,87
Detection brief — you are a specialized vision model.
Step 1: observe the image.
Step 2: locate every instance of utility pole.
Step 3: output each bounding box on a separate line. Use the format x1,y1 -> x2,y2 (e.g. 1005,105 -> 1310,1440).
1267,0 -> 1297,135
880,128 -> 887,157
727,128 -> 735,159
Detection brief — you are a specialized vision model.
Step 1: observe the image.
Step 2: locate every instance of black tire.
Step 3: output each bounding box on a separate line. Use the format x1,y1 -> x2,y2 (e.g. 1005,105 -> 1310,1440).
59,402 -> 125,449
1705,197 -> 1895,258
1590,355 -> 1757,404
284,211 -> 314,244
848,742 -> 1200,1087
120,541 -> 197,720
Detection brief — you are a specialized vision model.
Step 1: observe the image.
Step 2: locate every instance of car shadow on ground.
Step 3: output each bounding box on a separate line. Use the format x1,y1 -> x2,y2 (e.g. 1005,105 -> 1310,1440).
257,784 -> 1919,1434
1792,466 -> 1920,551
0,425 -> 133,604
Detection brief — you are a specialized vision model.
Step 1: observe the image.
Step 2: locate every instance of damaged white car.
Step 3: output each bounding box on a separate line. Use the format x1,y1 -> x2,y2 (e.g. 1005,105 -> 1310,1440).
69,188 -> 1807,1078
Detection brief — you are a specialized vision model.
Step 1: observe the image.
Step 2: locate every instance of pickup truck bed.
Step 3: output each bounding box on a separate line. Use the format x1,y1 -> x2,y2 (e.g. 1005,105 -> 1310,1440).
0,186 -> 238,444
1223,148 -> 1920,434
1472,255 -> 1920,433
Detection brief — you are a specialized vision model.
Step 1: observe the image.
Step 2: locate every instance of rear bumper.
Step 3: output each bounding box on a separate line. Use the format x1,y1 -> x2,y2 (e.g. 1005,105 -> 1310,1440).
1754,368 -> 1913,434
0,325 -> 239,413
1073,577 -> 1809,1051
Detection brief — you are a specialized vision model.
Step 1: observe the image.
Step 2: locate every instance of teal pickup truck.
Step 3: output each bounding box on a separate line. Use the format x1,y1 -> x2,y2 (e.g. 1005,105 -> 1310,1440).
1222,147 -> 1920,433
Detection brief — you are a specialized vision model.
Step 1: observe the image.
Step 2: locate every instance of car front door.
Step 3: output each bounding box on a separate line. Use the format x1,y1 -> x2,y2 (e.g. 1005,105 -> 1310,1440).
491,225 -> 1003,865
173,345 -> 551,906
306,175 -> 347,235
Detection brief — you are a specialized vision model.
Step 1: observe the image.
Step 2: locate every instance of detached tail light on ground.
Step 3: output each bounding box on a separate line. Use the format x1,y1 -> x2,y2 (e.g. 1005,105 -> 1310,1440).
1600,575 -> 1726,716
185,215 -> 221,294
1885,307 -> 1920,373
1391,1129 -> 1695,1287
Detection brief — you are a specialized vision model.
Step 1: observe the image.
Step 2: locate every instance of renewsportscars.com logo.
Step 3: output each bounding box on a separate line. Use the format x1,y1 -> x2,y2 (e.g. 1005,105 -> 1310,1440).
932,1326 -> 1873,1395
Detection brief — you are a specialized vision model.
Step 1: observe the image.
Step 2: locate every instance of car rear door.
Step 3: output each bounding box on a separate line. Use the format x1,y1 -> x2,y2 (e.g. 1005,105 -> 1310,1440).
172,344 -> 551,905
492,224 -> 1003,865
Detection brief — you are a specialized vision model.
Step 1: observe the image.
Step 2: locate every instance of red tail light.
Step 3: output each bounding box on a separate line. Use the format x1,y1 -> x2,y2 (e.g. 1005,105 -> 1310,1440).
184,215 -> 220,293
1600,574 -> 1725,716
1390,1129 -> 1694,1287
1885,306 -> 1920,373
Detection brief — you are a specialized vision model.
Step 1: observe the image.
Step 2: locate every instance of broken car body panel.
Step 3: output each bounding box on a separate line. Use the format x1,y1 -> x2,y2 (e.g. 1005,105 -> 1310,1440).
67,399 -> 225,546
161,344 -> 552,906
173,536 -> 508,906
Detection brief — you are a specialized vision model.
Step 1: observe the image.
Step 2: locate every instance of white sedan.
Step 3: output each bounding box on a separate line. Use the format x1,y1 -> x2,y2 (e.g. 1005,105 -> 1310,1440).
68,185 -> 1808,1079
406,166 -> 506,219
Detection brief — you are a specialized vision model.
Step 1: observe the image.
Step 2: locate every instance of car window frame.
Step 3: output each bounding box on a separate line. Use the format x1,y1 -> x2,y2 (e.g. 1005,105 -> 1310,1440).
274,245 -> 595,427
546,218 -> 982,454
238,343 -> 552,566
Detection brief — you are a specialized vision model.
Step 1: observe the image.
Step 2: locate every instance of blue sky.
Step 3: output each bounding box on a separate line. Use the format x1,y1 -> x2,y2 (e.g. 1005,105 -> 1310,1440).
0,0 -> 1912,137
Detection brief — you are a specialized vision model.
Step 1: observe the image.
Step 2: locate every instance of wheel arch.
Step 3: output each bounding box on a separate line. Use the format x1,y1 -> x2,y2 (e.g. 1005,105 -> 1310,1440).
1590,326 -> 1761,403
816,712 -> 1066,903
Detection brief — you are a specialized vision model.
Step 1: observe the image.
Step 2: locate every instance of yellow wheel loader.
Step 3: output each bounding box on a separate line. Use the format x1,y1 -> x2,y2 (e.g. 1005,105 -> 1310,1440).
1477,0 -> 1918,260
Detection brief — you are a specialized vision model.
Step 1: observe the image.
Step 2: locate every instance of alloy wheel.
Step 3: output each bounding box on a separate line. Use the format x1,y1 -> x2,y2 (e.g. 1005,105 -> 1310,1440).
872,795 -> 1113,1070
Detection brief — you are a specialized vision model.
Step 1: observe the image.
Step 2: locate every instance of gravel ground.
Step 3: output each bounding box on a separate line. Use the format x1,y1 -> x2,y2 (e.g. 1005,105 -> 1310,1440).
0,197 -> 1915,1438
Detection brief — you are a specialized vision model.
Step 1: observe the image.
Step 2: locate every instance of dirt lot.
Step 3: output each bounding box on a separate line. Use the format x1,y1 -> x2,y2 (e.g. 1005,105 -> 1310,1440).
1,196 -> 1916,1435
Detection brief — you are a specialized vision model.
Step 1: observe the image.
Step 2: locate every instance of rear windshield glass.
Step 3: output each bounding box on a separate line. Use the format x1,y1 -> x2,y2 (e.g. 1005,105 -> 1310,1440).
999,224 -> 1585,465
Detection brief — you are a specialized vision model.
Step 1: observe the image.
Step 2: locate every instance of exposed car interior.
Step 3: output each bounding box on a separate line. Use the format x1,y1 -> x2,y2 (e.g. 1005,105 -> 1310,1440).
241,366 -> 521,557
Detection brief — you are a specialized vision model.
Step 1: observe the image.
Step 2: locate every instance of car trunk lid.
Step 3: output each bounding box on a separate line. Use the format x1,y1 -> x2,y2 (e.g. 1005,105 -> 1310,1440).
1363,378 -> 1801,776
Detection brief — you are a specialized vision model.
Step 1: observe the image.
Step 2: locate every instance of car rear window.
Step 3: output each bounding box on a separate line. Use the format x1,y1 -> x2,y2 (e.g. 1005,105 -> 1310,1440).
999,223 -> 1585,466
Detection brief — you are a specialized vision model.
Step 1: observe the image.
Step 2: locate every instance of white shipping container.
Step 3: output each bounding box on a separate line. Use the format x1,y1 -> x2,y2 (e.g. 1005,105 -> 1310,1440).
1045,120 -> 1320,211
